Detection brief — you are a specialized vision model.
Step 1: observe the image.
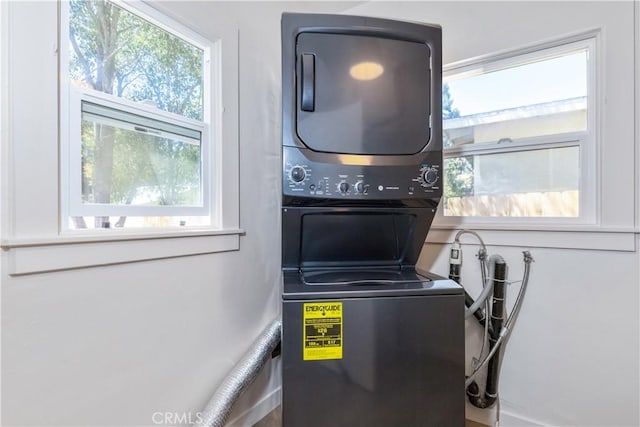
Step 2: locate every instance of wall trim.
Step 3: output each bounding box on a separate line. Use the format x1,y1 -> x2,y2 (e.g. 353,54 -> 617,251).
3,232 -> 241,275
1,227 -> 244,248
635,0 -> 639,229
499,408 -> 547,427
426,227 -> 636,252
227,386 -> 281,427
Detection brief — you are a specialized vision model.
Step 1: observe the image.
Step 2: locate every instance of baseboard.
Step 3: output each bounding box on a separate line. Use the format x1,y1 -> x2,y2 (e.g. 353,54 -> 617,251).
226,388 -> 550,427
499,407 -> 546,427
227,387 -> 281,427
465,401 -> 549,427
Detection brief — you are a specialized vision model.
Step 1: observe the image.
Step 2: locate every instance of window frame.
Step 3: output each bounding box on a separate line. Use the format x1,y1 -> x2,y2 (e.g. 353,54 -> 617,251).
437,34 -> 599,227
60,0 -> 219,229
1,0 -> 242,275
68,88 -> 210,218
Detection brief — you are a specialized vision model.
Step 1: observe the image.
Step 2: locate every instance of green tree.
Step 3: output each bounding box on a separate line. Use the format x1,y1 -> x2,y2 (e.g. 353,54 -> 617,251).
442,84 -> 473,198
69,0 -> 203,228
442,83 -> 460,120
444,157 -> 474,198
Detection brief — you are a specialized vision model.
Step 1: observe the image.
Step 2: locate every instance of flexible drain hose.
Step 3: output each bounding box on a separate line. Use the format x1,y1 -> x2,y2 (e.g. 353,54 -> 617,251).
465,275 -> 494,319
195,318 -> 282,427
465,251 -> 534,387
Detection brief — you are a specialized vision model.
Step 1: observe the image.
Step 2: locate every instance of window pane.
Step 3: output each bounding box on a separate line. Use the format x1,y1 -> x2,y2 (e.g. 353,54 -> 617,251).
443,50 -> 587,147
68,215 -> 210,230
443,146 -> 579,217
81,112 -> 202,208
68,0 -> 204,120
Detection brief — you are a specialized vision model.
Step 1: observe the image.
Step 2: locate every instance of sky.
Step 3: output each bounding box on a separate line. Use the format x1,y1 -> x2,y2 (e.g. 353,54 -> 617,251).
445,50 -> 588,116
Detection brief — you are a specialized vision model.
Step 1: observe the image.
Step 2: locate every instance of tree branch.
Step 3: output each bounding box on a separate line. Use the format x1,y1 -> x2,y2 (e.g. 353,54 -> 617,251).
178,81 -> 201,115
69,26 -> 96,88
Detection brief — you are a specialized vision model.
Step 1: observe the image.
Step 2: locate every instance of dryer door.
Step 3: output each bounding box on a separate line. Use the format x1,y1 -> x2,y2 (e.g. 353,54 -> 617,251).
295,32 -> 432,155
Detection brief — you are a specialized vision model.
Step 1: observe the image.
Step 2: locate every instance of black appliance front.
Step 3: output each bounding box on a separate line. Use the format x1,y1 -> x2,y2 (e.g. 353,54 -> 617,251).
295,32 -> 431,155
282,273 -> 465,427
282,12 -> 444,202
282,205 -> 439,271
281,13 -> 464,427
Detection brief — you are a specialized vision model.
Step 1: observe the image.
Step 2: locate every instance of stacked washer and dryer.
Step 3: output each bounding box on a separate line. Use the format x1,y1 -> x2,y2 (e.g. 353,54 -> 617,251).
280,13 -> 465,427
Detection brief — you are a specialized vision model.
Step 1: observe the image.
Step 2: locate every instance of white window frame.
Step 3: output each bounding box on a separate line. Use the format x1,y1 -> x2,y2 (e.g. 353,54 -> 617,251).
437,33 -> 599,228
1,0 -> 241,275
60,0 -> 218,229
68,89 -> 209,217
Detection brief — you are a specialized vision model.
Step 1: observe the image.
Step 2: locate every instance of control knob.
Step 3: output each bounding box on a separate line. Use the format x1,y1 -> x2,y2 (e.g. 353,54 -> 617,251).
354,181 -> 366,194
421,168 -> 439,187
290,166 -> 306,183
339,181 -> 350,194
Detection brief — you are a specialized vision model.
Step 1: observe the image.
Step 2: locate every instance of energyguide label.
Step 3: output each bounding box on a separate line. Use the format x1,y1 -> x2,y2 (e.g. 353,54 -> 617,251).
303,302 -> 343,361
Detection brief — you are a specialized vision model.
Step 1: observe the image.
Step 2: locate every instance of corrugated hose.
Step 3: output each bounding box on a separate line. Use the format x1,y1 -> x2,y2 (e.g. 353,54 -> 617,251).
194,318 -> 282,427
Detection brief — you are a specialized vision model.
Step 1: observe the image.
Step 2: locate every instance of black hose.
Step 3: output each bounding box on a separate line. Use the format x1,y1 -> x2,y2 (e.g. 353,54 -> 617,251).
467,259 -> 507,409
449,263 -> 461,283
485,260 -> 506,403
466,380 -> 481,403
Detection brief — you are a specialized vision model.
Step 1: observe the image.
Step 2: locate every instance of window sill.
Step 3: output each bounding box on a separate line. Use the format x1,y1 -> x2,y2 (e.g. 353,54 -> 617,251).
1,228 -> 244,275
426,224 -> 637,252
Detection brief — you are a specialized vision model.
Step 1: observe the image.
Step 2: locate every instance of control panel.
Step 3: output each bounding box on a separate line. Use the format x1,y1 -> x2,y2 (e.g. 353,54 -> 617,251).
283,147 -> 441,200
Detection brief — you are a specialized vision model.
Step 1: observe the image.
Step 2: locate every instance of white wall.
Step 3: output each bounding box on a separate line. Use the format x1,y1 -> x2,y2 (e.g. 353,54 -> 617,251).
0,2 -> 355,426
344,2 -> 640,426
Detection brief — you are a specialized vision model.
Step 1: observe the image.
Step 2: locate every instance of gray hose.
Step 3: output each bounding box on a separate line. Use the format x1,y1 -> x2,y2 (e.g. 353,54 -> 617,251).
195,318 -> 282,427
454,229 -> 488,254
465,255 -> 503,319
465,278 -> 493,319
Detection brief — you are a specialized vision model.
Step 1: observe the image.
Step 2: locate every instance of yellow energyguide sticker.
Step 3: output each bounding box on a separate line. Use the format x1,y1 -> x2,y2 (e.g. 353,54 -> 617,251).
303,302 -> 343,361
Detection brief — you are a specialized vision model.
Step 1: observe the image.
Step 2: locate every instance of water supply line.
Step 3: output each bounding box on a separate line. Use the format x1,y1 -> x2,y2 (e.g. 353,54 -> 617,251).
449,231 -> 491,361
448,230 -> 534,411
450,230 -> 489,324
194,318 -> 282,427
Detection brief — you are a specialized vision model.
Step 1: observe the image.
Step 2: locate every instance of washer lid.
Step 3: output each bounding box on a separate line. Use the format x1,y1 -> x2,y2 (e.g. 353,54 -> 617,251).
283,269 -> 463,300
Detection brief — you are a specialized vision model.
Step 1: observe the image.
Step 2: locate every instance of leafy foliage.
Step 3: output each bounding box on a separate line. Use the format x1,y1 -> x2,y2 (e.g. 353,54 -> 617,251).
81,122 -> 200,207
442,84 -> 473,198
69,0 -> 203,118
442,83 -> 460,120
444,157 -> 474,198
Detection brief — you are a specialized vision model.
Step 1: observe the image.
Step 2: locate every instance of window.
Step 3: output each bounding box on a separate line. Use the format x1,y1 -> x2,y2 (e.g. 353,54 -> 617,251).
62,0 -> 214,230
441,37 -> 596,222
1,0 -> 241,275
